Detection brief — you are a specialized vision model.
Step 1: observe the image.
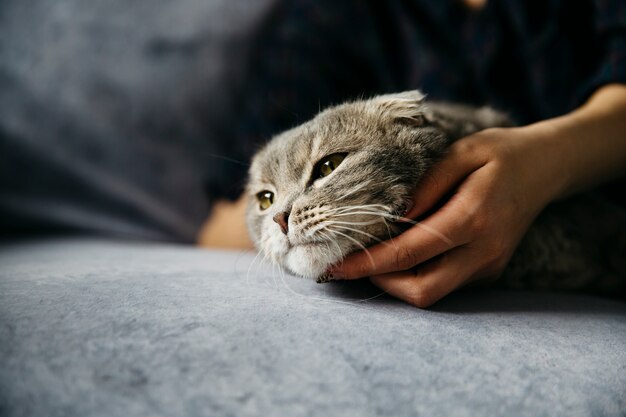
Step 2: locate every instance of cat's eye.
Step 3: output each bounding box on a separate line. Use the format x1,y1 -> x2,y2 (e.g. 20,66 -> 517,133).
315,153 -> 346,179
256,191 -> 274,210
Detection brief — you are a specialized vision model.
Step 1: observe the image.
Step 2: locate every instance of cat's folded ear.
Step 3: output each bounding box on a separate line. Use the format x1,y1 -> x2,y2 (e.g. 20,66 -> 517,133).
367,90 -> 431,126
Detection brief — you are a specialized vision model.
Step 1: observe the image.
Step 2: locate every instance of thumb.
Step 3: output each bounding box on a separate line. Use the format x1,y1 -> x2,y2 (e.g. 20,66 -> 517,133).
405,140 -> 487,220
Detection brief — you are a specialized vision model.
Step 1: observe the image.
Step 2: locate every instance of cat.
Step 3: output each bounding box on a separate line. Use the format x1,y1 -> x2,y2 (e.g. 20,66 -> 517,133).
245,91 -> 626,296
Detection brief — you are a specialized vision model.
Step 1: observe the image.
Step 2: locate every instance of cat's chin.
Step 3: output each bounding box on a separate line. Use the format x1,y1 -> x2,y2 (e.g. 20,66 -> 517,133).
284,244 -> 342,280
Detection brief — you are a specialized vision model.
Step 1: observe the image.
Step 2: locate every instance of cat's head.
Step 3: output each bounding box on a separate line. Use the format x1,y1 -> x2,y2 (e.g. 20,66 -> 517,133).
246,91 -> 447,279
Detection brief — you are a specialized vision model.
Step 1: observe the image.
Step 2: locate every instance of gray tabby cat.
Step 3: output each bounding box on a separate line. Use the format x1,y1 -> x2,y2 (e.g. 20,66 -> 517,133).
246,91 -> 626,296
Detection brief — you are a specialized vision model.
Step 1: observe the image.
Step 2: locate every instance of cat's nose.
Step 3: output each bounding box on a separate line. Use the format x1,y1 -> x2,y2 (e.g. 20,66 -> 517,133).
273,211 -> 290,235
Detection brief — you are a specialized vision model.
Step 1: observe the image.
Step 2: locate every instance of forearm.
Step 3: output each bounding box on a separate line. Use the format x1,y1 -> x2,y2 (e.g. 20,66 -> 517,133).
524,83 -> 626,200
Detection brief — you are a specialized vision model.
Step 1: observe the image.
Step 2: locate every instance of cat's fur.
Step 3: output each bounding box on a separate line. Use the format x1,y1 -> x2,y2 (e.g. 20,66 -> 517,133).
246,91 -> 626,295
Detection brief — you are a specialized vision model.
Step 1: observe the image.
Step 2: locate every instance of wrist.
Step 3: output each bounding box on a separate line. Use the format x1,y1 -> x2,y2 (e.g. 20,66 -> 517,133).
498,124 -> 572,208
520,84 -> 626,199
515,122 -> 574,201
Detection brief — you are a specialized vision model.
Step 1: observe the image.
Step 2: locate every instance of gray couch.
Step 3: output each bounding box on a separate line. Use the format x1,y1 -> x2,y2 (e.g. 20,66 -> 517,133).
1,238 -> 625,417
2,1 -> 626,415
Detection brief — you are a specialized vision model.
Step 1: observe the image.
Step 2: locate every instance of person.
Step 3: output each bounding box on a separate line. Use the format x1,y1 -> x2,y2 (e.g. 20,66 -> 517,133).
200,0 -> 626,307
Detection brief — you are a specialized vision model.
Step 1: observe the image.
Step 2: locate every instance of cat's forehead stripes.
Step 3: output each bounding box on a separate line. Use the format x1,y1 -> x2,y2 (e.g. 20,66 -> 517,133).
249,97 -> 412,192
253,124 -> 318,187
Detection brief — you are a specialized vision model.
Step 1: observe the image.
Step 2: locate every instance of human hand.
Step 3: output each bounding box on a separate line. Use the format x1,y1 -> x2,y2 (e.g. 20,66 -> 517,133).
329,126 -> 564,308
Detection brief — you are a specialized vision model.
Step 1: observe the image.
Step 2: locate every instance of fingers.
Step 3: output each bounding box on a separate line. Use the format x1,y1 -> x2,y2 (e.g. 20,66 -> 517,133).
331,164 -> 498,280
369,246 -> 475,308
329,200 -> 472,279
405,136 -> 489,220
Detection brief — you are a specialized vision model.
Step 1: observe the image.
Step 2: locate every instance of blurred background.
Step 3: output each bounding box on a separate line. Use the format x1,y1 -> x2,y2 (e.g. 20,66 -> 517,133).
1,0 -> 274,243
1,0 -> 620,243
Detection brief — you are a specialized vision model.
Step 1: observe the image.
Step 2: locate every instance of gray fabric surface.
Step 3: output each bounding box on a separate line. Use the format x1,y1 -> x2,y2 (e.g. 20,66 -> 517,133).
1,238 -> 625,417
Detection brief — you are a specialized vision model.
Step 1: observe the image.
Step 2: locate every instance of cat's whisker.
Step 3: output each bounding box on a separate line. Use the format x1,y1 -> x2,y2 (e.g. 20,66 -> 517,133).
328,203 -> 391,211
245,248 -> 264,288
258,228 -> 391,306
328,206 -> 390,213
333,180 -> 373,202
333,209 -> 408,221
392,216 -> 419,225
325,223 -> 390,246
331,201 -> 401,216
315,230 -> 394,303
277,261 -> 289,292
267,253 -> 274,288
325,203 -> 389,212
317,229 -> 344,258
328,204 -> 392,214
270,252 -> 281,289
325,218 -> 384,226
327,210 -> 402,241
322,241 -> 332,265
382,216 -> 395,241
354,291 -> 390,302
391,216 -> 454,246
258,240 -> 278,289
413,221 -> 453,246
232,247 -> 257,276
330,211 -> 397,219
324,227 -> 377,268
315,232 -> 336,267
332,211 -> 452,245
273,251 -> 388,307
201,152 -> 250,167
248,236 -> 271,286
